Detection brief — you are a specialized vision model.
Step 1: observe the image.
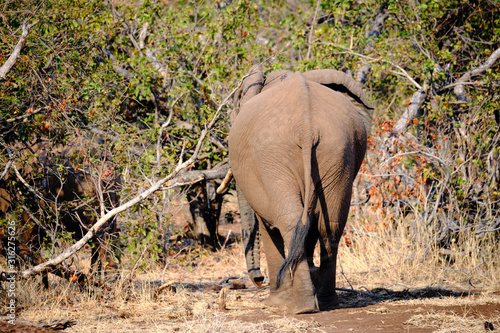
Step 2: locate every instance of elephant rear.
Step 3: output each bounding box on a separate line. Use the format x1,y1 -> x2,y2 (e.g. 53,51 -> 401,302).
229,68 -> 373,314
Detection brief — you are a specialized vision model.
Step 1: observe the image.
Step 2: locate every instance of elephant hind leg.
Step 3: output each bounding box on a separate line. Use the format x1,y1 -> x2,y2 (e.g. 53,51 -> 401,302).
316,191 -> 352,310
258,217 -> 286,292
316,242 -> 340,310
260,215 -> 319,314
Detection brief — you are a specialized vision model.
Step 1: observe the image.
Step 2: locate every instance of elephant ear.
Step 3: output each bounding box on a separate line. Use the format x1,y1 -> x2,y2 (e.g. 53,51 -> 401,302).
231,66 -> 265,123
303,69 -> 374,135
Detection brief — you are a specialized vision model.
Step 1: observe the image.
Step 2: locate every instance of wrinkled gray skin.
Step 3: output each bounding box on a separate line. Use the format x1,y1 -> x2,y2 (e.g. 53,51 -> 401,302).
229,67 -> 373,314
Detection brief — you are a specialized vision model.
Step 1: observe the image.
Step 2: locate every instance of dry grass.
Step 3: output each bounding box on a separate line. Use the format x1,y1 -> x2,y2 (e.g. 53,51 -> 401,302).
11,244 -> 325,332
405,312 -> 496,333
3,210 -> 500,332
337,215 -> 500,292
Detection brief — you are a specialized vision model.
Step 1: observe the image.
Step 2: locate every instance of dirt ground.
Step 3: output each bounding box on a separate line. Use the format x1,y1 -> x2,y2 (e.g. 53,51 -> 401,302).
2,285 -> 499,332
232,289 -> 500,332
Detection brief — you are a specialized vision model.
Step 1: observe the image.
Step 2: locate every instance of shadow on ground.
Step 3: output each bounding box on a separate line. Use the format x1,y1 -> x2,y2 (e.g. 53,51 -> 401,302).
336,286 -> 473,309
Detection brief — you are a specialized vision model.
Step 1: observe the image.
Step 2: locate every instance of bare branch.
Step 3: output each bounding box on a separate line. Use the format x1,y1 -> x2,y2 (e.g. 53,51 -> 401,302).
0,159 -> 13,180
388,64 -> 422,90
168,163 -> 229,188
0,20 -> 38,80
392,82 -> 428,134
3,145 -> 46,202
103,47 -> 133,79
128,21 -> 168,87
454,47 -> 500,101
138,22 -> 149,49
20,72 -> 248,279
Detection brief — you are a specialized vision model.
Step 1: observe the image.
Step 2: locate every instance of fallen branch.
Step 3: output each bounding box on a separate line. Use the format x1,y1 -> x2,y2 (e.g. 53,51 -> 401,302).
19,72 -> 249,279
153,281 -> 177,299
454,47 -> 500,101
0,20 -> 38,80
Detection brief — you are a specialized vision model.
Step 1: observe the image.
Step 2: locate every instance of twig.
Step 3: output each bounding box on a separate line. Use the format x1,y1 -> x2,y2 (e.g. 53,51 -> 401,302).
355,3 -> 389,84
306,0 -> 322,60
0,20 -> 38,80
156,92 -> 187,167
4,145 -> 46,202
440,81 -> 481,91
4,106 -> 48,123
122,246 -> 148,287
388,64 -> 422,90
325,42 -> 423,90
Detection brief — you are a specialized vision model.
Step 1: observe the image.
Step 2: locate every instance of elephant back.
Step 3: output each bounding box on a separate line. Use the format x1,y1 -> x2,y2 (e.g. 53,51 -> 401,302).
303,69 -> 374,135
261,70 -> 294,92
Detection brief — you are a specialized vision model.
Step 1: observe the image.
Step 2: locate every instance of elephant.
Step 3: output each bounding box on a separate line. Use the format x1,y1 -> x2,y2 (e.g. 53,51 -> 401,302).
0,137 -> 121,278
229,67 -> 373,313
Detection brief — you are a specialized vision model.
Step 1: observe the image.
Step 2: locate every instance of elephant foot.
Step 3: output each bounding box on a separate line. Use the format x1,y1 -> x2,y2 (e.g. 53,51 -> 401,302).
317,291 -> 339,311
266,291 -> 318,314
265,289 -> 291,307
288,294 -> 319,314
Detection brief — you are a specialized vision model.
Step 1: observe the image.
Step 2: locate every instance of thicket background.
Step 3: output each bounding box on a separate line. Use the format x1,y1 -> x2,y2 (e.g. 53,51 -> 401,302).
1,0 -> 499,290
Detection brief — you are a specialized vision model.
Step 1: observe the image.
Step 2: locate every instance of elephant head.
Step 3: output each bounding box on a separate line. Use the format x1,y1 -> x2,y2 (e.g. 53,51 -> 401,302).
228,68 -> 373,313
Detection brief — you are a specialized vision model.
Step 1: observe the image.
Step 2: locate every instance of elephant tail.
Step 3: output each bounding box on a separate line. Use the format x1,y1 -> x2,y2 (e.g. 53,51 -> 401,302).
276,72 -> 315,288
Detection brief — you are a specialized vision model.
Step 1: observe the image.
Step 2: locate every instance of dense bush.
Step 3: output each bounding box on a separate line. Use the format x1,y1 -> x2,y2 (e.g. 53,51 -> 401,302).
1,0 -> 498,276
